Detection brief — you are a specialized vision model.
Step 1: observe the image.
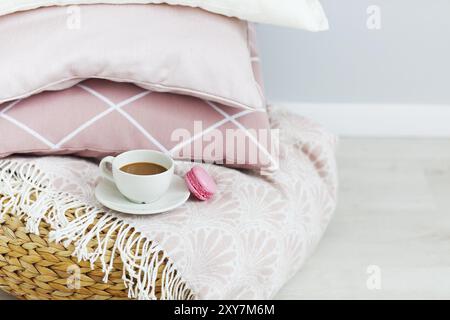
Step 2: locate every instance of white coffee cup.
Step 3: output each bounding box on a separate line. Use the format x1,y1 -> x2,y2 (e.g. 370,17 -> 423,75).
99,150 -> 174,204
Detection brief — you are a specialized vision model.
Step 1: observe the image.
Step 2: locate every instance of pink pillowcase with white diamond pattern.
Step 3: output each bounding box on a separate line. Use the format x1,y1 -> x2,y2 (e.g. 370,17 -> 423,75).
0,79 -> 277,171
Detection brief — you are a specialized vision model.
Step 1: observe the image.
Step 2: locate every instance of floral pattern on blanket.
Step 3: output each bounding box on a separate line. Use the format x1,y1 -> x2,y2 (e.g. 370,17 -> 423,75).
25,106 -> 338,299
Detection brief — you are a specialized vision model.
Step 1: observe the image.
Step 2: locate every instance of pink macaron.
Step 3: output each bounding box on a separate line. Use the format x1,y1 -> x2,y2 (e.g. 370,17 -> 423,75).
185,166 -> 217,201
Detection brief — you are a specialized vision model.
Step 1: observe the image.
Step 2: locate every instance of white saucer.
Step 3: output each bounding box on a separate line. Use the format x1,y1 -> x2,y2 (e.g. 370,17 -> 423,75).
95,175 -> 190,215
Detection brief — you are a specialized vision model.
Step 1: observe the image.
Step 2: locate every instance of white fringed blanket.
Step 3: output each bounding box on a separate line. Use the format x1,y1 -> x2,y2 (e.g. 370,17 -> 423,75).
0,106 -> 337,299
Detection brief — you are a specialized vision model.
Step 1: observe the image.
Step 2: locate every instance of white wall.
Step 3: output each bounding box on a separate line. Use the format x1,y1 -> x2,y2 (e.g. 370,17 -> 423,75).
257,0 -> 450,105
256,1 -> 450,136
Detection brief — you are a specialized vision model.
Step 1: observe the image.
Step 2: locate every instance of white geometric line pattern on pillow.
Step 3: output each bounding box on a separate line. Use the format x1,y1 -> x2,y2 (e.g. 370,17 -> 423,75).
69,84 -> 273,163
53,89 -> 152,149
0,85 -> 165,152
1,81 -> 274,167
205,101 -> 278,170
61,84 -> 167,152
168,109 -> 256,154
0,100 -> 56,148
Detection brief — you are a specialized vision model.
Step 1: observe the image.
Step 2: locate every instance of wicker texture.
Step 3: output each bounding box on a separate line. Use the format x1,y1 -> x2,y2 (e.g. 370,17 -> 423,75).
0,209 -> 182,300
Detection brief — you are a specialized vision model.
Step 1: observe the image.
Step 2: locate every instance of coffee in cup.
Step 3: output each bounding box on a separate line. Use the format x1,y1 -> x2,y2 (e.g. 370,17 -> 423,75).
120,162 -> 167,176
99,150 -> 174,204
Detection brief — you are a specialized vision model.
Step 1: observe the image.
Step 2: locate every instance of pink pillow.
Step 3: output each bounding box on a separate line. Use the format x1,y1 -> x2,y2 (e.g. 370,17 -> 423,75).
0,79 -> 277,171
0,4 -> 264,110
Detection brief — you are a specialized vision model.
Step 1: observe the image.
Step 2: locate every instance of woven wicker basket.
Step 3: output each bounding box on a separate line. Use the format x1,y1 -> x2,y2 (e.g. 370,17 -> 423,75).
0,208 -> 191,300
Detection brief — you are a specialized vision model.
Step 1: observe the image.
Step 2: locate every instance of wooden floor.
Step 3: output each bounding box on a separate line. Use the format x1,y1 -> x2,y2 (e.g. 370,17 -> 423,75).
2,138 -> 450,300
276,138 -> 450,299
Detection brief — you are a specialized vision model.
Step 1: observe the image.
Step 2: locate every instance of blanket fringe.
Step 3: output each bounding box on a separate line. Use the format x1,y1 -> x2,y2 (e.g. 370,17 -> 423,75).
0,159 -> 194,300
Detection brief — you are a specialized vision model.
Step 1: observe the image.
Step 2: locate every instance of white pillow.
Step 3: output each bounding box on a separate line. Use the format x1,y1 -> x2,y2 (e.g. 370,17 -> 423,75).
0,0 -> 329,31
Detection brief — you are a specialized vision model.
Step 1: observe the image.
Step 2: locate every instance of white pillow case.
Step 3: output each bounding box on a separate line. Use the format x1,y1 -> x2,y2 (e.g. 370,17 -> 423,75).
0,0 -> 329,30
